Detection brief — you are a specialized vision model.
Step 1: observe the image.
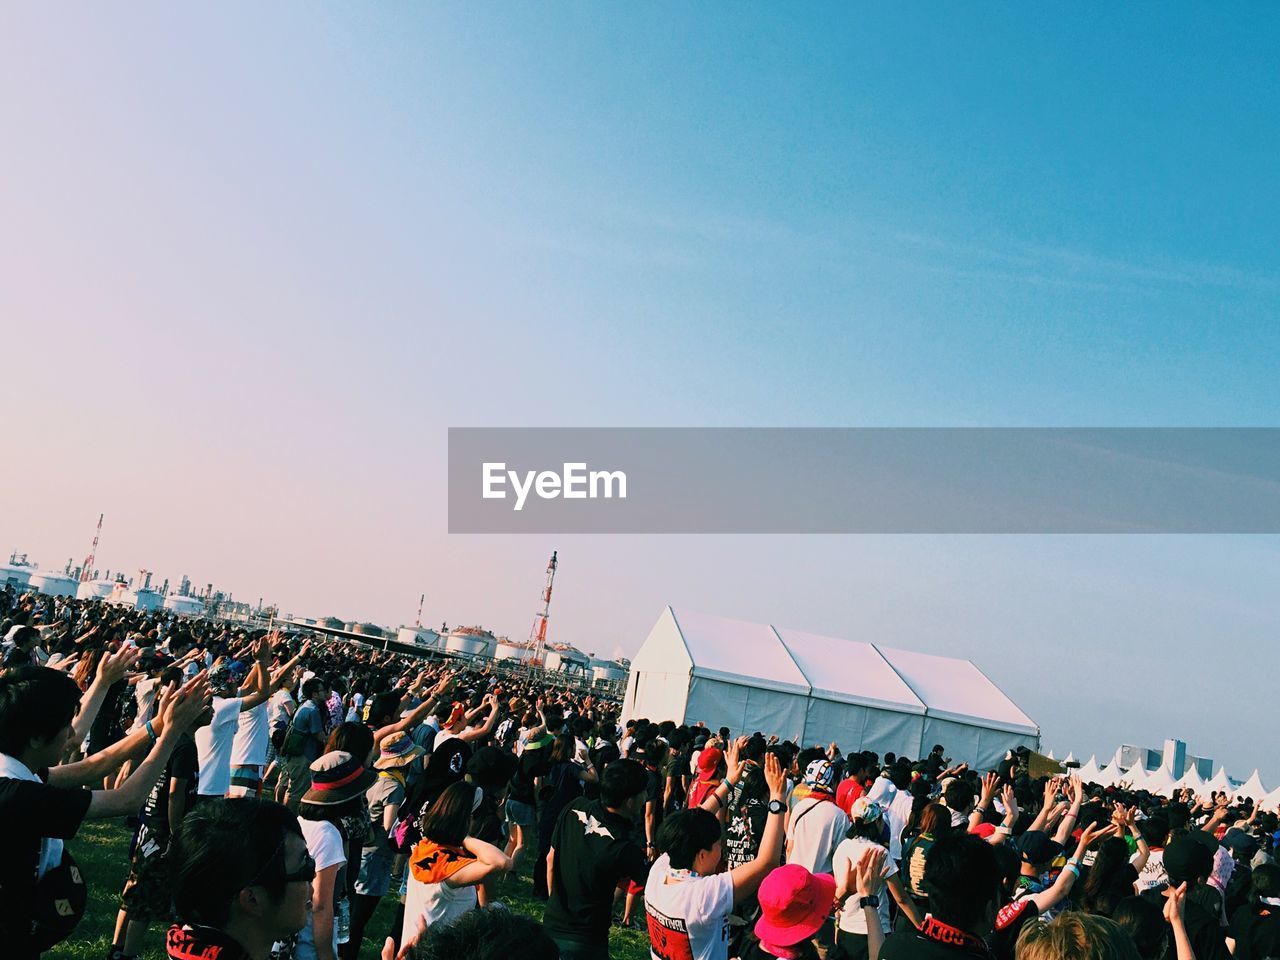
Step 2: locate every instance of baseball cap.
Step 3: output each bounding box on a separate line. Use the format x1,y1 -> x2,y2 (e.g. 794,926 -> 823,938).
697,747 -> 725,776
1017,830 -> 1063,866
1164,834 -> 1214,885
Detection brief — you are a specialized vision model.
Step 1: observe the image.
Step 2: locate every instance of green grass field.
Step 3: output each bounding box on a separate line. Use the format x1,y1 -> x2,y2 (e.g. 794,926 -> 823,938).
52,821 -> 651,960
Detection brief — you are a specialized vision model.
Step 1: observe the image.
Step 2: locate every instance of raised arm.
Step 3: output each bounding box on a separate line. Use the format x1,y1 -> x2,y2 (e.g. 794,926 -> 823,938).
971,772 -> 1000,833
730,752 -> 788,903
72,646 -> 141,743
457,694 -> 500,743
1052,776 -> 1084,846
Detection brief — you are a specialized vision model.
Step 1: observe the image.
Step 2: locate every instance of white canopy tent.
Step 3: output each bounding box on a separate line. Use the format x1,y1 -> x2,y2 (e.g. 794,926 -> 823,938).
1144,767 -> 1177,796
623,607 -> 1040,769
1262,785 -> 1280,810
1205,766 -> 1232,795
1174,767 -> 1206,795
1234,770 -> 1268,803
1077,756 -> 1102,783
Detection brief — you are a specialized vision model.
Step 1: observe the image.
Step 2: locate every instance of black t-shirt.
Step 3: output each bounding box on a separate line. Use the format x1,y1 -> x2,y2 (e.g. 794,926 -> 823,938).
0,768 -> 93,952
1228,903 -> 1280,960
1141,885 -> 1231,960
544,797 -> 648,944
418,734 -> 474,805
133,737 -> 198,857
470,793 -> 506,848
509,735 -> 553,805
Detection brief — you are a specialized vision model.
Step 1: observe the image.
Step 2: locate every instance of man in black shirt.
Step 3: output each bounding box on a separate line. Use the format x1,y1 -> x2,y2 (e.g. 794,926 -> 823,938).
545,758 -> 650,960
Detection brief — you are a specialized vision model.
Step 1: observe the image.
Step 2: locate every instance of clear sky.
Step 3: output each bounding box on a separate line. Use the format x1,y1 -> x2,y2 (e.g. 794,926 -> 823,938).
2,5 -> 1278,779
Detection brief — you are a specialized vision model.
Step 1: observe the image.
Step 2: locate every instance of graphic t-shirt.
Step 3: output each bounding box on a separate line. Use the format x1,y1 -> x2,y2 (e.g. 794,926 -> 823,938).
133,737 -> 198,858
644,853 -> 735,960
1136,847 -> 1167,891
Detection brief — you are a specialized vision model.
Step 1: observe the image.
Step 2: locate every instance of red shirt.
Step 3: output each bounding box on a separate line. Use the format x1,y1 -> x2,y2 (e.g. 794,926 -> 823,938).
688,778 -> 721,808
836,777 -> 865,817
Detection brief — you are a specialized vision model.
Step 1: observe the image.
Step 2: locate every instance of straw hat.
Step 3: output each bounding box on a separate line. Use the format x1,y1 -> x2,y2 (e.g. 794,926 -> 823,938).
375,732 -> 425,770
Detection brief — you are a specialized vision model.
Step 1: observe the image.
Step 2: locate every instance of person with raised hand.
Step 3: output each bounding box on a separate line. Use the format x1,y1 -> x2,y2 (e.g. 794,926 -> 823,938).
0,666 -> 209,958
645,752 -> 788,960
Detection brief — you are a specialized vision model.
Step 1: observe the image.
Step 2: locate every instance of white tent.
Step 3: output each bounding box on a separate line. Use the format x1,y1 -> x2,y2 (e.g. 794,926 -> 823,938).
1092,762 -> 1120,789
623,607 -> 1040,768
1234,770 -> 1268,803
1205,766 -> 1232,794
1174,767 -> 1206,795
1077,756 -> 1102,784
1122,764 -> 1150,791
1144,767 -> 1177,796
1262,785 -> 1280,811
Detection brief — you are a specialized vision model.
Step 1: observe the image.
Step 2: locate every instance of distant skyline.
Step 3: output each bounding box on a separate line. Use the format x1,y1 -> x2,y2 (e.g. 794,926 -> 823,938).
2,5 -> 1278,781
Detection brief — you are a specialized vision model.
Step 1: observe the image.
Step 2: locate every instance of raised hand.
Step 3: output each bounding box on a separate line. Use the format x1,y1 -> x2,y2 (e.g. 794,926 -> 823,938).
1163,881 -> 1188,926
980,771 -> 999,804
97,645 -> 142,685
764,752 -> 787,801
853,845 -> 888,897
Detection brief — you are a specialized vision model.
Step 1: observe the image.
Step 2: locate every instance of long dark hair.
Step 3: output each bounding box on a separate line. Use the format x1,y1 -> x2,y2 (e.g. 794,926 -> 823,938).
420,781 -> 478,848
549,732 -> 576,765
1080,836 -> 1133,916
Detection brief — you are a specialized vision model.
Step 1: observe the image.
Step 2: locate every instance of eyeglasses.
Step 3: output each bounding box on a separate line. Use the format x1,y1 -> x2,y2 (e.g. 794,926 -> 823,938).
247,839 -> 316,888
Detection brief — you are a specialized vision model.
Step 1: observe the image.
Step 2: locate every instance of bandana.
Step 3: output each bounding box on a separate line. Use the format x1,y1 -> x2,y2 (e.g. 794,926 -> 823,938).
919,917 -> 993,956
409,839 -> 476,885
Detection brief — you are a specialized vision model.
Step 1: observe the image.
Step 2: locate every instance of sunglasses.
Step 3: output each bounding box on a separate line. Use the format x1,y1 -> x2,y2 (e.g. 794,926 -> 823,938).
248,839 -> 317,888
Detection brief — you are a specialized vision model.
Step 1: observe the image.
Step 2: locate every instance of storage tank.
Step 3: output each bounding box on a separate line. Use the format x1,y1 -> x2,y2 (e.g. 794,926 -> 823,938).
445,626 -> 495,658
353,622 -> 384,639
494,640 -> 533,663
164,595 -> 205,617
398,626 -> 442,649
28,570 -> 78,598
131,588 -> 164,612
76,579 -> 115,600
590,660 -> 628,683
0,562 -> 33,589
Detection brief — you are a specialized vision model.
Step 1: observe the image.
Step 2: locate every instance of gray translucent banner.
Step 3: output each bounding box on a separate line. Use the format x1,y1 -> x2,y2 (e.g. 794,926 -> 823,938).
447,428 -> 1280,533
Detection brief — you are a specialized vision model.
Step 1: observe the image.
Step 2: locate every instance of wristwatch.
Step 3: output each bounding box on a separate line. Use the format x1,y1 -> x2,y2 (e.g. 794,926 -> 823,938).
768,799 -> 786,815
856,895 -> 880,910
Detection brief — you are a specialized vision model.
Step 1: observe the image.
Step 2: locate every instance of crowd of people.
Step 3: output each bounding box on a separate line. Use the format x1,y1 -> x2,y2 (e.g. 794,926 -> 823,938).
2,585 -> 1278,960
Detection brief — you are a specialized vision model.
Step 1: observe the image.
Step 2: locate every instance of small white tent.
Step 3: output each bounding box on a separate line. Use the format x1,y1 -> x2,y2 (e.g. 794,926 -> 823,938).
1144,767 -> 1177,797
1174,767 -> 1206,795
1205,766 -> 1232,794
1077,756 -> 1102,784
623,607 -> 1040,768
1234,770 -> 1268,803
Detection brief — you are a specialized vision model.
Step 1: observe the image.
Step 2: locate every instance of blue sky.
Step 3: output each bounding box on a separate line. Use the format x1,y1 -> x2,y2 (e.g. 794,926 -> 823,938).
2,5 -> 1278,778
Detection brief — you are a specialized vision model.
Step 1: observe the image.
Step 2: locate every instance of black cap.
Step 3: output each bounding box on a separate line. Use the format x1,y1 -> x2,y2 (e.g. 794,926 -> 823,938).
1222,827 -> 1259,859
466,746 -> 517,791
1164,834 -> 1214,885
1017,830 -> 1063,866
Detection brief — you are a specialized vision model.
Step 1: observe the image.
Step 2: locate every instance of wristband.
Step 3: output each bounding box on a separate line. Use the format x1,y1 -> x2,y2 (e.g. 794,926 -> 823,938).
996,825 -> 1012,835
145,720 -> 158,743
1064,862 -> 1081,878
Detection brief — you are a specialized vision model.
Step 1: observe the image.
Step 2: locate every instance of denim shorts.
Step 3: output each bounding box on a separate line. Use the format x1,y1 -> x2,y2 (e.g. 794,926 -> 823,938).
355,846 -> 394,897
505,798 -> 536,828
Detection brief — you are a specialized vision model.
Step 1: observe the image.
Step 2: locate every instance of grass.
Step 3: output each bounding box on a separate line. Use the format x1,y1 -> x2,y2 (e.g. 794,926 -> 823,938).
53,820 -> 652,960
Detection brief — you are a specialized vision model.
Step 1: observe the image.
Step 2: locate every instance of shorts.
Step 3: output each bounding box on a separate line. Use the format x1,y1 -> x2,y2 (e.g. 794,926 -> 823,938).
355,846 -> 395,897
120,851 -> 173,923
228,765 -> 264,797
506,798 -> 535,828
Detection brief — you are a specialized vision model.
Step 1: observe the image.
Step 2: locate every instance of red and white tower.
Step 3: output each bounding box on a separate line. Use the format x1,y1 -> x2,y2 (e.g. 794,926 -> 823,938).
529,551 -> 558,666
80,513 -> 103,583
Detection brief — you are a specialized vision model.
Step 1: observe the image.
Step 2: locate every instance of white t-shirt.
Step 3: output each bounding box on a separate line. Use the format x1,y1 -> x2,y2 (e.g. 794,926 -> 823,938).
644,853 -> 735,960
833,837 -> 896,934
231,700 -> 269,767
194,696 -> 243,796
787,796 -> 850,876
1136,848 -> 1167,891
402,871 -> 478,943
298,819 -> 347,958
268,688 -> 296,731
887,789 -> 914,861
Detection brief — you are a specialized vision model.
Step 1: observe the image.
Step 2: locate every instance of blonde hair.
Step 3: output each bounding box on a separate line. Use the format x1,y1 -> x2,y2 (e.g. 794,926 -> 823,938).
1015,912 -> 1141,960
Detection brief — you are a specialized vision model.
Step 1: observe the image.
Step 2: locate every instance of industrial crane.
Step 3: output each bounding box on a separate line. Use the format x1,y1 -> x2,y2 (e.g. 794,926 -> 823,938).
529,550 -> 558,666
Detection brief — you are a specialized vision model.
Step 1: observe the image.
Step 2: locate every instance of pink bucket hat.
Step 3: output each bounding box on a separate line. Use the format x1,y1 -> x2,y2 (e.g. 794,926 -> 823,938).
754,863 -> 836,953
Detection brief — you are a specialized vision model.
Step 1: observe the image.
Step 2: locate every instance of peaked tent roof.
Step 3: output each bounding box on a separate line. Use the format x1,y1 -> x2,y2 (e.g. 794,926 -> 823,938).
1174,767 -> 1206,793
1144,767 -> 1177,796
1077,756 -> 1102,783
772,625 -> 925,714
1205,766 -> 1232,794
875,645 -> 1039,736
666,608 -> 811,696
1234,770 -> 1268,802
